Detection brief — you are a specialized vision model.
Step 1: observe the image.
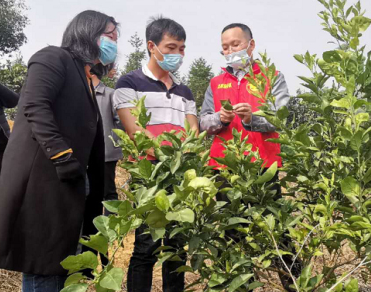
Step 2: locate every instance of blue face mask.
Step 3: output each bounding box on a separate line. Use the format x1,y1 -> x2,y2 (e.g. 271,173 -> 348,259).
99,36 -> 117,66
154,45 -> 184,72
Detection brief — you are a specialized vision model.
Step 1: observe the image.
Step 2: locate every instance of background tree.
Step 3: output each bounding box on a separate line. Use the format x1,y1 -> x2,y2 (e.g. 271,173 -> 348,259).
287,89 -> 318,129
0,54 -> 27,119
0,0 -> 29,55
121,32 -> 147,75
186,57 -> 214,110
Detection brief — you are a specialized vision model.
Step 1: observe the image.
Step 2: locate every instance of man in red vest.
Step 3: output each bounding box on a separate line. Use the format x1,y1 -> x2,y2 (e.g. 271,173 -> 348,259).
200,23 -> 289,171
200,23 -> 299,291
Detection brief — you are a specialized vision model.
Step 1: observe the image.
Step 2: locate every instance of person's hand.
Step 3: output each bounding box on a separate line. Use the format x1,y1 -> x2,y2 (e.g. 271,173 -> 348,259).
233,103 -> 252,124
52,153 -> 84,182
220,107 -> 235,124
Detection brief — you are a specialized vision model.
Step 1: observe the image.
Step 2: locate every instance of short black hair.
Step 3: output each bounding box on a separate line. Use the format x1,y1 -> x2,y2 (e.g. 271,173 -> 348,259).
61,10 -> 118,65
145,16 -> 186,56
90,63 -> 114,80
222,23 -> 253,40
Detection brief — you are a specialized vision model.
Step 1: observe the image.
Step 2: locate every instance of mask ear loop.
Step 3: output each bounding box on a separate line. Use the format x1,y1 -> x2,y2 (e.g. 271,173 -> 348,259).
153,43 -> 164,62
246,39 -> 254,58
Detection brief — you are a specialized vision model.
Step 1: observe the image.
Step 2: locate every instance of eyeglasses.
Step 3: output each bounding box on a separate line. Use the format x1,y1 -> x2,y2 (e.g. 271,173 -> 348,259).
220,41 -> 249,56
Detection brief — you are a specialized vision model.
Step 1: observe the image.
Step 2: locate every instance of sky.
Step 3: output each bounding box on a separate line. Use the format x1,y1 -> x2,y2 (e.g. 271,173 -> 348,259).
19,0 -> 371,94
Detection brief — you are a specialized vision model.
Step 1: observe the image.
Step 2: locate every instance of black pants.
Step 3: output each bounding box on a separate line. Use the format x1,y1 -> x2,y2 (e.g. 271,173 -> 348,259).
127,224 -> 186,292
103,161 -> 119,216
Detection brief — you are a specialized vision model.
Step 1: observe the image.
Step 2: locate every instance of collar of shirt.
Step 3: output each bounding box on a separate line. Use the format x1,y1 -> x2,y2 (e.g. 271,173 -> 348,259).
142,65 -> 181,86
232,67 -> 249,81
95,81 -> 105,94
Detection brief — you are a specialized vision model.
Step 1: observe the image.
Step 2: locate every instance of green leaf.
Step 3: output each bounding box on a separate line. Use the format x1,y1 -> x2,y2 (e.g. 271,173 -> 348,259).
138,159 -> 153,179
99,268 -> 124,291
133,95 -> 151,128
355,112 -> 369,125
156,252 -> 182,267
162,132 -> 182,149
150,161 -> 164,180
298,264 -> 312,288
345,278 -> 358,292
93,216 -> 116,242
119,219 -> 134,236
166,209 -> 195,223
169,227 -> 188,239
150,227 -> 166,241
330,98 -> 351,108
338,126 -> 353,140
308,274 -> 324,289
277,106 -> 290,120
248,282 -> 265,290
137,185 -> 158,205
350,130 -> 363,151
155,190 -> 170,212
323,50 -> 342,63
249,243 -> 262,251
146,209 -> 169,228
118,200 -> 133,217
262,260 -> 271,269
61,251 -> 98,275
265,214 -> 276,230
230,259 -> 250,273
209,273 -> 228,288
79,234 -> 108,255
228,217 -> 250,225
221,99 -> 233,110
294,54 -> 304,63
188,177 -> 218,195
96,282 -> 114,292
60,284 -> 88,292
297,93 -> 320,104
229,274 -> 254,292
64,273 -> 86,288
175,265 -> 194,273
189,236 -> 201,254
357,16 -> 371,32
293,126 -> 311,146
254,162 -> 277,184
341,177 -> 360,204
102,200 -> 122,214
170,151 -> 182,174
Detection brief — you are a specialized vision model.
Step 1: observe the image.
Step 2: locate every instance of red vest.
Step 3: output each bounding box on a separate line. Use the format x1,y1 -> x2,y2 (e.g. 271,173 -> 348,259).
209,63 -> 282,168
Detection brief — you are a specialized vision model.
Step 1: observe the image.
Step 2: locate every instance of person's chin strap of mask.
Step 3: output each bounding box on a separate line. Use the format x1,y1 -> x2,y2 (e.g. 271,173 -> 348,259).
224,39 -> 253,70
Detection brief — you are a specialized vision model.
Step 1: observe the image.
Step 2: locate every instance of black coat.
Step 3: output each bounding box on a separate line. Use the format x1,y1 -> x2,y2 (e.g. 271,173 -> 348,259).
0,46 -> 105,275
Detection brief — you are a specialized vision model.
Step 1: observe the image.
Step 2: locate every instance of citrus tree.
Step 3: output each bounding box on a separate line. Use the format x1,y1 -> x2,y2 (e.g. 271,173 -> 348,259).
59,0 -> 371,291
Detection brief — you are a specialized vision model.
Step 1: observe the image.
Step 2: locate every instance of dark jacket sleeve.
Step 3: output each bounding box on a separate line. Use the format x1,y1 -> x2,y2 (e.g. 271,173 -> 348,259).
0,83 -> 19,108
22,46 -> 71,159
200,84 -> 226,135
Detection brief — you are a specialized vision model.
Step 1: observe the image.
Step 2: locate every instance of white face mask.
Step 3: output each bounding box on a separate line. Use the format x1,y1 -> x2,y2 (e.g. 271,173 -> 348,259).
224,40 -> 253,70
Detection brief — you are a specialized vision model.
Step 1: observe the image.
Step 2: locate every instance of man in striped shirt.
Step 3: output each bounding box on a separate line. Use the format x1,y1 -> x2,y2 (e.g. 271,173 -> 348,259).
113,16 -> 198,292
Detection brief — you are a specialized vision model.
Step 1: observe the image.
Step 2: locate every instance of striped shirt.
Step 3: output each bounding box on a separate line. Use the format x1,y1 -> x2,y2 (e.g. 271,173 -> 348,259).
113,65 -> 197,137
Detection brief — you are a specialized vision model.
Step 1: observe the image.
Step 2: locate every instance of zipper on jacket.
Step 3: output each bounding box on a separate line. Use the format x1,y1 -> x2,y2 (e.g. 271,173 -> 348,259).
237,80 -> 241,103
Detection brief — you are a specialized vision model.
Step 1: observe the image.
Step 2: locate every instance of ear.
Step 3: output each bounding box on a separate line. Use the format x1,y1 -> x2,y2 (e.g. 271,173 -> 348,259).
248,39 -> 255,56
148,41 -> 156,55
